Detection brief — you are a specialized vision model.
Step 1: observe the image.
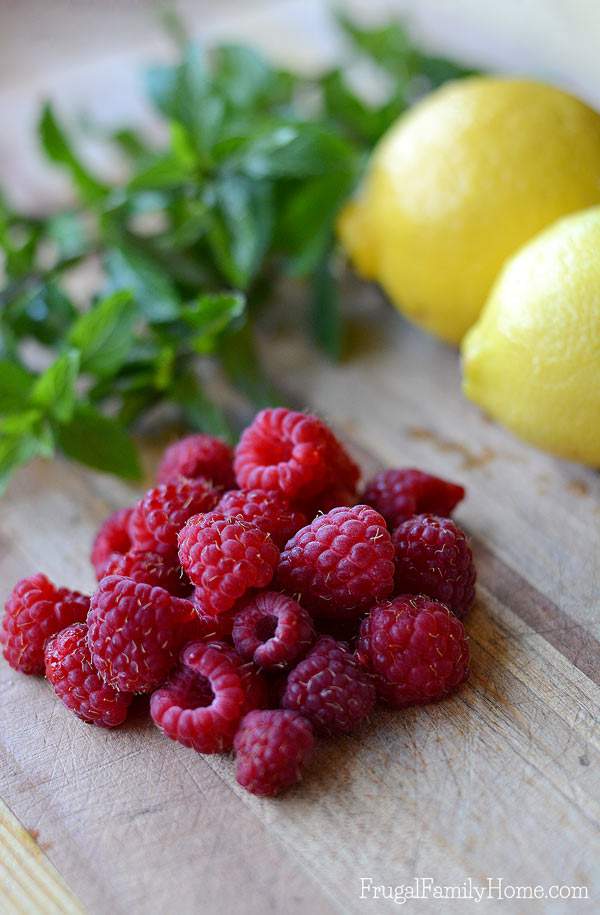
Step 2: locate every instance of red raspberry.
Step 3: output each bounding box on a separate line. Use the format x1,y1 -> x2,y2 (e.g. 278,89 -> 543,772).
234,710 -> 314,797
1,574 -> 89,675
157,434 -> 235,488
282,636 -> 375,734
363,468 -> 465,529
189,599 -> 235,641
91,507 -> 133,579
129,477 -> 220,557
357,595 -> 469,707
44,623 -> 132,727
87,576 -> 196,693
276,505 -> 395,620
178,512 -> 279,616
105,550 -> 192,598
300,486 -> 358,520
150,640 -> 264,753
232,591 -> 315,670
393,514 -> 476,618
215,488 -> 306,548
234,408 -> 359,503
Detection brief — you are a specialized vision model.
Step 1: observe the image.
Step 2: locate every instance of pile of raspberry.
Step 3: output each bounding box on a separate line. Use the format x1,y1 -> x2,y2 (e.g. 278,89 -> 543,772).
1,409 -> 475,797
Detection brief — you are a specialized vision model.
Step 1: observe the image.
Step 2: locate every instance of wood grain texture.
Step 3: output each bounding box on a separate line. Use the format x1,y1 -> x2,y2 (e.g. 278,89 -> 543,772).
1,1 -> 600,913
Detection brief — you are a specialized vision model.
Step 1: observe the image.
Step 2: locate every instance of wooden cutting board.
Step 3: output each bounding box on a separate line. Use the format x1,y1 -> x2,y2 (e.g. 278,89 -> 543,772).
1,3 -> 599,913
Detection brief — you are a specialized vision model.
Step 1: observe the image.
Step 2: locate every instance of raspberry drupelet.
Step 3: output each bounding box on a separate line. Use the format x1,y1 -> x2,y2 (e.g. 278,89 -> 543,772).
150,640 -> 266,753
91,507 -> 134,579
234,710 -> 314,796
282,636 -> 376,735
105,550 -> 192,598
363,468 -> 465,529
356,595 -> 470,707
45,623 -> 132,727
1,574 -> 90,675
233,408 -> 360,503
87,575 -> 196,693
156,434 -> 235,488
276,504 -> 395,620
129,477 -> 221,557
178,512 -> 280,616
215,488 -> 307,548
393,514 -> 476,618
232,591 -> 315,670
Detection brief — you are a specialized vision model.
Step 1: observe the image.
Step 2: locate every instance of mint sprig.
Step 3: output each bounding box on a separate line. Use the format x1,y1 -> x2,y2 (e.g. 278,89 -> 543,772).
0,13 -> 474,493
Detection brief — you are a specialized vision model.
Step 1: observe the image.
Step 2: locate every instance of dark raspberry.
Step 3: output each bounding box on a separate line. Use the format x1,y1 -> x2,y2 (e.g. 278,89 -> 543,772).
87,576 -> 196,693
129,477 -> 220,556
282,636 -> 375,734
105,550 -> 192,598
150,640 -> 264,753
91,507 -> 133,579
157,434 -> 235,488
393,514 -> 476,618
1,574 -> 89,675
44,623 -> 132,727
234,710 -> 314,797
357,595 -> 470,707
189,599 -> 235,641
300,486 -> 358,520
232,591 -> 315,670
277,505 -> 395,620
363,468 -> 465,529
234,408 -> 359,503
215,488 -> 306,548
178,512 -> 279,616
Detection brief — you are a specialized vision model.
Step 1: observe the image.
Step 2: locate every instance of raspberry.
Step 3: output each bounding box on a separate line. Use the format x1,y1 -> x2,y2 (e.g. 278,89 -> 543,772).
178,512 -> 279,616
1,574 -> 89,675
234,408 -> 359,503
356,595 -> 469,707
91,507 -> 133,579
232,591 -> 315,670
105,550 -> 192,598
189,599 -> 235,641
157,434 -> 235,488
234,710 -> 314,796
300,486 -> 357,520
282,636 -> 375,734
44,623 -> 132,727
129,477 -> 220,557
363,468 -> 465,529
277,505 -> 395,620
87,576 -> 196,693
150,640 -> 264,753
393,514 -> 476,618
215,488 -> 306,548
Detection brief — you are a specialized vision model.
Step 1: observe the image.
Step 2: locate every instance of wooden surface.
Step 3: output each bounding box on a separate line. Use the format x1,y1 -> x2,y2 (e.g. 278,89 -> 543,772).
1,2 -> 600,913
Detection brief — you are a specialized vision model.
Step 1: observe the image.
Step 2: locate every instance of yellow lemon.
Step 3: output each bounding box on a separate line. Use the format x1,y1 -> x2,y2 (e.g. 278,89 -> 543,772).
462,206 -> 600,467
338,77 -> 600,344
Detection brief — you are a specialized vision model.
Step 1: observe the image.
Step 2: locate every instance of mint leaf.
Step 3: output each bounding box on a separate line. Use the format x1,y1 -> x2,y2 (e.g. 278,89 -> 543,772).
207,176 -> 273,288
56,403 -> 142,480
219,321 -> 277,407
104,244 -> 180,322
10,281 -> 77,345
38,102 -> 108,205
172,370 -> 232,440
45,212 -> 89,259
237,123 -> 356,179
69,290 -> 136,376
182,291 -> 245,341
31,350 -> 80,422
0,432 -> 50,495
311,248 -> 343,360
0,361 -> 33,414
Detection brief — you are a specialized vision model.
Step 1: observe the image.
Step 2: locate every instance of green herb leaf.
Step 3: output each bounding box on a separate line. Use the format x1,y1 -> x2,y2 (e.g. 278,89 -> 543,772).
0,360 -> 33,414
0,430 -> 51,495
56,403 -> 142,480
207,176 -> 273,288
182,291 -> 246,341
31,350 -> 80,422
171,370 -> 232,440
311,247 -> 344,360
10,282 -> 77,345
68,290 -> 137,376
104,244 -> 180,322
236,123 -> 356,179
38,102 -> 108,205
